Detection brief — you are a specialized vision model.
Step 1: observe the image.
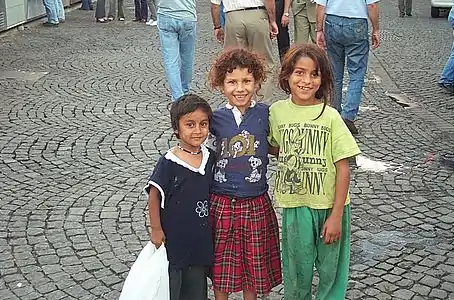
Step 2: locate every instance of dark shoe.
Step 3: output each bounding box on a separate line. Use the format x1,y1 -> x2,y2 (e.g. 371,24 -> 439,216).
59,19 -> 65,23
132,18 -> 141,22
343,119 -> 359,135
89,5 -> 94,10
406,13 -> 412,17
43,22 -> 58,27
439,83 -> 454,94
79,6 -> 90,10
399,13 -> 405,17
140,19 -> 147,23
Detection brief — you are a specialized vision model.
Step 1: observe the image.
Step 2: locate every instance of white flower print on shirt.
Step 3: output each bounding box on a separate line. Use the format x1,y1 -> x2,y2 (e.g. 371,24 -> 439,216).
195,200 -> 209,218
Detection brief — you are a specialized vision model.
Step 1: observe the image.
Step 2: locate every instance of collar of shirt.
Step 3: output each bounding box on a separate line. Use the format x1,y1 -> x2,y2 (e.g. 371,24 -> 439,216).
225,100 -> 256,127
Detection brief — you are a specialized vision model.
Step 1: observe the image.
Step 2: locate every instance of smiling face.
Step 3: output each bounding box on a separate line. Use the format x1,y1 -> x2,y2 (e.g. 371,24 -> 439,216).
222,67 -> 259,113
176,108 -> 210,151
288,56 -> 322,106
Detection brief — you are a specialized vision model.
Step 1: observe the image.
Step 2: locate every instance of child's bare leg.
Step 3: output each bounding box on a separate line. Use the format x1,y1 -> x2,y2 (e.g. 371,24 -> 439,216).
243,290 -> 257,300
214,289 -> 229,300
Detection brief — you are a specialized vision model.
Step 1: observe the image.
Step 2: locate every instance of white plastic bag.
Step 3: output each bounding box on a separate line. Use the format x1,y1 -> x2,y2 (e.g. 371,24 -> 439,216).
119,242 -> 170,300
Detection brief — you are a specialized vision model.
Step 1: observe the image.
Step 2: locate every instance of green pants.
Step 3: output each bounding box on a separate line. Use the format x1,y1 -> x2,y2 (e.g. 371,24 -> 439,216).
282,205 -> 351,300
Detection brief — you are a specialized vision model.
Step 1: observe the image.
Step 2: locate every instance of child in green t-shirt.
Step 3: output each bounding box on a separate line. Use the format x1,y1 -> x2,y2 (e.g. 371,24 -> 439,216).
268,44 -> 361,299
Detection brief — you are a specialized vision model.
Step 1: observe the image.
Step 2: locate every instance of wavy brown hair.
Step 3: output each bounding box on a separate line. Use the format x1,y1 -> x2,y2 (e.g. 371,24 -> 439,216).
278,44 -> 334,120
209,47 -> 267,93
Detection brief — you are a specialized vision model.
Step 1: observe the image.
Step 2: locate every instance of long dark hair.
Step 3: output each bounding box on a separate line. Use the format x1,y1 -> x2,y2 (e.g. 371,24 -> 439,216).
278,44 -> 334,120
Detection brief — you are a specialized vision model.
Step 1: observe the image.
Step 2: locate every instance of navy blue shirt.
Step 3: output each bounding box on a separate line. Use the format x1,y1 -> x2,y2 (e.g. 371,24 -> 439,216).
144,146 -> 214,270
210,103 -> 269,198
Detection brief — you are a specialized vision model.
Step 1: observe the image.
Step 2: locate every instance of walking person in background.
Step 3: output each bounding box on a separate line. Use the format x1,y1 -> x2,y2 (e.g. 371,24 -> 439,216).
315,0 -> 380,134
210,0 -> 279,102
277,0 -> 291,60
398,0 -> 412,17
56,0 -> 65,23
157,0 -> 198,101
79,0 -> 93,10
146,0 -> 158,26
95,0 -> 108,22
269,44 -> 361,300
42,0 -> 59,26
107,0 -> 125,21
293,0 -> 316,44
134,0 -> 148,22
439,7 -> 454,94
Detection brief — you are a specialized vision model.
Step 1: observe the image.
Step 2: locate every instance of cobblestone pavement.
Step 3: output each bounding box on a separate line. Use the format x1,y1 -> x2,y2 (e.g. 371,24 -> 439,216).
1,0 -> 453,299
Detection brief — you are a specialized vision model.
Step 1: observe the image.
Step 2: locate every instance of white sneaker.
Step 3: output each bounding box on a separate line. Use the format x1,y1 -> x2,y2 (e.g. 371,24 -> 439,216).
146,19 -> 157,26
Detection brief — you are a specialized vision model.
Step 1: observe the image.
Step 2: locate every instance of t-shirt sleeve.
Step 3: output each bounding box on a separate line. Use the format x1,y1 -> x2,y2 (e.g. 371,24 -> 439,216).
331,112 -> 361,163
143,156 -> 171,209
315,0 -> 328,6
211,0 -> 221,4
267,106 -> 280,148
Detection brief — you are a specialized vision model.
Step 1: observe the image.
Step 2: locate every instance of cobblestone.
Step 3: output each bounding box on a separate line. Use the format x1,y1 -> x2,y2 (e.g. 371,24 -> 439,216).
0,0 -> 453,299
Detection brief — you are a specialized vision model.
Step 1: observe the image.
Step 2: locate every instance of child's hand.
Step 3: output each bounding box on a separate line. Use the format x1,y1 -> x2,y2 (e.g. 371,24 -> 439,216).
151,227 -> 166,248
321,215 -> 342,244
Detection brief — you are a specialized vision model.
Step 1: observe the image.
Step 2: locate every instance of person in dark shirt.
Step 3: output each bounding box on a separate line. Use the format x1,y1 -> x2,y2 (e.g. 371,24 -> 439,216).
145,94 -> 215,300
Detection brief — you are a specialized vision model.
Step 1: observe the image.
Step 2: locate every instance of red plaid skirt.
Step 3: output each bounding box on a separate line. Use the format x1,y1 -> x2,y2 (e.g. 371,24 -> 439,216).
209,193 -> 282,294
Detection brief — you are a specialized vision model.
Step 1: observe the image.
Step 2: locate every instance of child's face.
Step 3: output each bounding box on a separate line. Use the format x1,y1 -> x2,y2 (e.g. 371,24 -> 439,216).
222,67 -> 258,112
288,56 -> 321,105
176,108 -> 210,149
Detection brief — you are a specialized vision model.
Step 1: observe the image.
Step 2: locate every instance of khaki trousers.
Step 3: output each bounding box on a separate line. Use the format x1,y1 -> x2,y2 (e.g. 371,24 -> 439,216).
292,0 -> 316,44
224,9 -> 276,102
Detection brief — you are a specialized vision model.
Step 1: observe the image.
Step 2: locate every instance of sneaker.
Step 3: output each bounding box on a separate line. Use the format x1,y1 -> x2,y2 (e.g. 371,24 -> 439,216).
439,83 -> 454,94
43,22 -> 58,27
59,19 -> 66,23
107,17 -> 114,21
343,118 -> 359,135
406,13 -> 412,17
146,19 -> 157,26
119,17 -> 125,21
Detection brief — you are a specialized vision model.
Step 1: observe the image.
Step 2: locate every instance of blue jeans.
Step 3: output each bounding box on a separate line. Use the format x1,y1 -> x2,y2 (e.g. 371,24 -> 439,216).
439,9 -> 454,86
81,0 -> 93,9
157,14 -> 197,101
325,15 -> 369,121
134,0 -> 148,20
43,0 -> 59,23
56,0 -> 65,20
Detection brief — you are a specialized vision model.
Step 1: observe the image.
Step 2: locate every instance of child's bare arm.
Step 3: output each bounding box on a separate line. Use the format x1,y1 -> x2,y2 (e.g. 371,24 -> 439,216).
268,145 -> 280,157
322,158 -> 350,244
332,158 -> 350,218
148,187 -> 165,247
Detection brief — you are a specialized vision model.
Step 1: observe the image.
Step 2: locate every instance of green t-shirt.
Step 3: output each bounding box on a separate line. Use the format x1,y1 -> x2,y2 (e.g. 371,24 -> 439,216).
268,99 -> 361,209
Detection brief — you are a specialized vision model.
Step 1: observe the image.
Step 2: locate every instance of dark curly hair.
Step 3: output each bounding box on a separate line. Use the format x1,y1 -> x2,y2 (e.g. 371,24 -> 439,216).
170,94 -> 212,138
278,44 -> 334,120
209,47 -> 267,92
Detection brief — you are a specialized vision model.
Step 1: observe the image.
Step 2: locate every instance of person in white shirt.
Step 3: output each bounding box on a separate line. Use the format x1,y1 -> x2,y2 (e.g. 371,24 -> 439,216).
210,0 -> 279,102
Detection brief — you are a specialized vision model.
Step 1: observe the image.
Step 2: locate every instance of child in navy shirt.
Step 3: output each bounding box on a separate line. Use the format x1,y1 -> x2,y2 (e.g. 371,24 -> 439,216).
208,49 -> 282,300
145,94 -> 215,300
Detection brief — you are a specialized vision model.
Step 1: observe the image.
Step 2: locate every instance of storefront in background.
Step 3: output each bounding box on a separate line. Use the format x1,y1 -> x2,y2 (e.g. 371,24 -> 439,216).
0,0 -> 80,32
